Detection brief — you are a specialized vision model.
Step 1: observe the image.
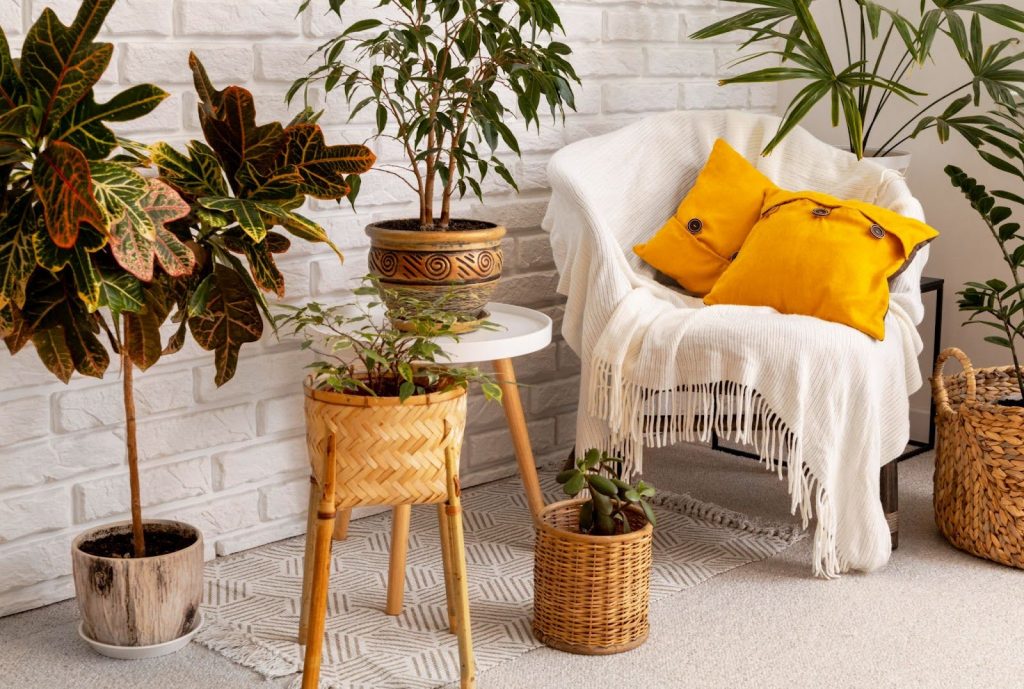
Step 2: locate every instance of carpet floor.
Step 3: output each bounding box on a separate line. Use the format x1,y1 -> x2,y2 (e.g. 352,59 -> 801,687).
2,446 -> 1022,689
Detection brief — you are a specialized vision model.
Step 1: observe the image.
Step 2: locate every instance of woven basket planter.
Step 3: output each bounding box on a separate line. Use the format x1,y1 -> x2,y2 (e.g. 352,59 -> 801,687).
932,347 -> 1024,569
303,378 -> 467,508
532,499 -> 654,655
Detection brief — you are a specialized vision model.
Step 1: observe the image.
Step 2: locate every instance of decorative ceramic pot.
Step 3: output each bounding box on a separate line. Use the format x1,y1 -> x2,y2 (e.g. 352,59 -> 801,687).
365,219 -> 506,319
72,520 -> 203,654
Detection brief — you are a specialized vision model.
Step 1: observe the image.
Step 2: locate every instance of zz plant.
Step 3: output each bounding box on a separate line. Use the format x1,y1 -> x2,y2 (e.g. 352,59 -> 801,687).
945,100 -> 1024,402
291,0 -> 579,230
0,0 -> 375,557
556,449 -> 656,536
692,0 -> 1024,158
276,276 -> 502,401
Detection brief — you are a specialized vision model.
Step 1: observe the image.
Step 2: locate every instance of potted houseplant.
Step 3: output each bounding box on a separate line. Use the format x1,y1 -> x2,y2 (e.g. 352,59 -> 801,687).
933,99 -> 1024,569
0,0 -> 374,657
691,0 -> 1024,172
274,278 -> 501,688
290,0 -> 579,324
532,449 -> 656,655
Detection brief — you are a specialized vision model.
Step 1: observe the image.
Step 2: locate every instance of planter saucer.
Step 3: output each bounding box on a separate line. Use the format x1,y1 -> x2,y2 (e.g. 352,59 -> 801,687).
78,612 -> 203,659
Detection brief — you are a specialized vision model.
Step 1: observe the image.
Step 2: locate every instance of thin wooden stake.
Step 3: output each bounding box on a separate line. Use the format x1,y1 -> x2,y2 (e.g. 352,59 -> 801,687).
443,419 -> 475,688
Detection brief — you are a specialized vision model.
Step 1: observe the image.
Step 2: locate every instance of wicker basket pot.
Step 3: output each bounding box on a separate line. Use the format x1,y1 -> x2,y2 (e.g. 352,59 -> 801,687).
932,347 -> 1024,569
303,378 -> 467,508
532,499 -> 654,655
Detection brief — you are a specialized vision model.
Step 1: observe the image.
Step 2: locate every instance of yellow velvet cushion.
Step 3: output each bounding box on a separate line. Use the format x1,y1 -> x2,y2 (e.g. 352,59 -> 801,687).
633,138 -> 777,295
703,189 -> 939,339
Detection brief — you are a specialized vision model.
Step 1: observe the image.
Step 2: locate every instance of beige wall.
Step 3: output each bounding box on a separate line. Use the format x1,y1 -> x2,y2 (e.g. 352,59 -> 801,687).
772,0 -> 1020,430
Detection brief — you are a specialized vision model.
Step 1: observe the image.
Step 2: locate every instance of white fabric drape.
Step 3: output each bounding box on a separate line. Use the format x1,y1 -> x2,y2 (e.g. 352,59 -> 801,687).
542,110 -> 930,577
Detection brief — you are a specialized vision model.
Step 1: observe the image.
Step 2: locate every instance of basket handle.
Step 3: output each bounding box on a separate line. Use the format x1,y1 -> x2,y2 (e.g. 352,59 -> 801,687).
932,347 -> 976,413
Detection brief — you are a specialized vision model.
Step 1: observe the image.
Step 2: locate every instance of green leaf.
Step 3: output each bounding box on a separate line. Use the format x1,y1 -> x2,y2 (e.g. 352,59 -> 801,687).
191,61 -> 284,184
578,500 -> 594,532
89,161 -> 150,228
586,473 -> 619,497
282,123 -> 376,199
151,140 -> 230,198
32,327 -> 75,383
55,85 -> 168,158
555,468 -> 577,485
990,206 -> 1013,224
0,199 -> 37,310
188,264 -> 264,386
641,499 -> 656,527
985,335 -> 1012,347
123,287 -> 170,371
108,179 -> 194,280
21,1 -> 115,129
68,245 -> 102,312
563,471 -> 585,496
198,196 -> 267,243
33,141 -> 107,248
97,269 -> 144,315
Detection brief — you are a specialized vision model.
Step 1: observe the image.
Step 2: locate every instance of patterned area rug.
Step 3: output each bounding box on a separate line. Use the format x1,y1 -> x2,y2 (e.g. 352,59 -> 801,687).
197,474 -> 803,689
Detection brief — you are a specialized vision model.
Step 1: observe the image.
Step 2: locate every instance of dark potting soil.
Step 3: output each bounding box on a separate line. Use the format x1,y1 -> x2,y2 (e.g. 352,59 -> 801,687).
375,218 -> 496,232
79,529 -> 196,559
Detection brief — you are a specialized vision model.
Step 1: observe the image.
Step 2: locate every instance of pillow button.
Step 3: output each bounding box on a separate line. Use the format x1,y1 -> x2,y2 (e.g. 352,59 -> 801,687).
687,218 -> 703,234
869,223 -> 886,239
811,207 -> 831,217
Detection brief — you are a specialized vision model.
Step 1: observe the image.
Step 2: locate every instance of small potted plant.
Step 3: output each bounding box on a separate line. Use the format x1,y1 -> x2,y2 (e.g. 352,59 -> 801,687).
0,0 -> 374,657
290,0 -> 579,324
933,99 -> 1024,569
692,1 -> 1024,171
533,449 -> 656,655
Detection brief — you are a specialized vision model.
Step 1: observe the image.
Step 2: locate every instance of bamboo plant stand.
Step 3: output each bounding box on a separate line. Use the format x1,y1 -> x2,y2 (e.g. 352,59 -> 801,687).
298,385 -> 476,689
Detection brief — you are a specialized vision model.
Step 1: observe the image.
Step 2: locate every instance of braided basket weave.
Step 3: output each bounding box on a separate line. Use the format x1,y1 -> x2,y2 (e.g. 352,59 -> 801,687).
303,378 -> 466,508
932,348 -> 1024,569
532,499 -> 653,655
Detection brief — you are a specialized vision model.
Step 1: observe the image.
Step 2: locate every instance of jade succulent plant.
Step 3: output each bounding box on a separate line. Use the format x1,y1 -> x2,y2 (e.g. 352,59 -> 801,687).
0,0 -> 375,557
557,449 -> 657,536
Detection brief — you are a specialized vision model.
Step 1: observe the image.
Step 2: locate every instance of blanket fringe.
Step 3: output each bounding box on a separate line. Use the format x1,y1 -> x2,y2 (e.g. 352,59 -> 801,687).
589,357 -> 846,578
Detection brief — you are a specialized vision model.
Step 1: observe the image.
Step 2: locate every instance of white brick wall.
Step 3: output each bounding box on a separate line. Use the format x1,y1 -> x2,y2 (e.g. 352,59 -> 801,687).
0,0 -> 775,616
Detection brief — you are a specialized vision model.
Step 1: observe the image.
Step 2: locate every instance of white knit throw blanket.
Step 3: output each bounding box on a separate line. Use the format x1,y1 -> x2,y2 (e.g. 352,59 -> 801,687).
541,111 -> 929,577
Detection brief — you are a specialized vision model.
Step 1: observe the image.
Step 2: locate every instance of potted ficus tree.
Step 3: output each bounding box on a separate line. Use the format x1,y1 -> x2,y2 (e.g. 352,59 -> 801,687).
532,449 -> 657,655
692,0 -> 1024,173
932,97 -> 1024,569
0,0 -> 374,657
290,0 -> 579,325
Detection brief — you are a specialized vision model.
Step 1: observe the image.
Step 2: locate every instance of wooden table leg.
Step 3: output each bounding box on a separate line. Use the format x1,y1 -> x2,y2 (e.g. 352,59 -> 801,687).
301,439 -> 338,689
492,357 -> 544,519
333,507 -> 351,541
298,476 -> 319,645
443,423 -> 476,688
438,504 -> 457,634
385,504 -> 412,615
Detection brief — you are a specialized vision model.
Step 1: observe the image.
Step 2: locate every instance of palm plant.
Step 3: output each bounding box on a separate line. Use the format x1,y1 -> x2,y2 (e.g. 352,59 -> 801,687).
692,0 -> 1024,158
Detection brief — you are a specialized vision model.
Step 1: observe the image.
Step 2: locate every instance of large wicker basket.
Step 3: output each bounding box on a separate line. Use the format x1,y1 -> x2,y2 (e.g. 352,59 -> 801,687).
532,499 -> 653,655
303,378 -> 466,508
932,348 -> 1024,569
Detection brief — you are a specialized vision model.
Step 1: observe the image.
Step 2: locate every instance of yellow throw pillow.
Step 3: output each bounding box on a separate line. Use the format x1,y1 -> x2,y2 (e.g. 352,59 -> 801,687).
633,138 -> 777,296
703,189 -> 939,339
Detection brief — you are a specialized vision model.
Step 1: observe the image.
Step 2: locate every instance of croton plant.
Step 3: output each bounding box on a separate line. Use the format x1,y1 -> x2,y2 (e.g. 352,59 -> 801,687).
0,0 -> 375,555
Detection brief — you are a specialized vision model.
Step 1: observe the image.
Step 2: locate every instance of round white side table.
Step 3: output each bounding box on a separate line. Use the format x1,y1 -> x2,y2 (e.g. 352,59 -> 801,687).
435,302 -> 552,517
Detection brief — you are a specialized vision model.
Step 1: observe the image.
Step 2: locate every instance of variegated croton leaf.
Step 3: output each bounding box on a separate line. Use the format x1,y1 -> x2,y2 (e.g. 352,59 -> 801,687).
188,264 -> 263,387
33,140 -> 107,249
107,178 -> 194,282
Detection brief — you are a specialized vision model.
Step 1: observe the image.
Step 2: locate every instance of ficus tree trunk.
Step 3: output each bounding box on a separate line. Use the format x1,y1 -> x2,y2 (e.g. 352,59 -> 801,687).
121,347 -> 146,558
